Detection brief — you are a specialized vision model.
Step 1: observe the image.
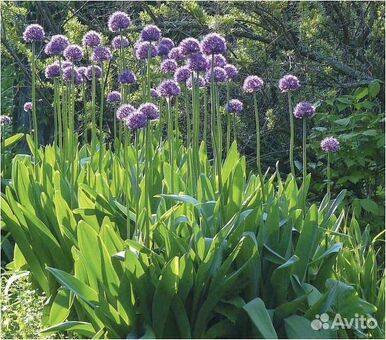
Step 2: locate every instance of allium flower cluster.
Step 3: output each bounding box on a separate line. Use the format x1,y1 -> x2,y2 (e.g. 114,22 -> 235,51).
138,103 -> 160,120
141,25 -> 161,42
201,33 -> 226,55
226,99 -> 243,114
158,38 -> 174,55
44,35 -> 69,56
243,75 -> 264,93
82,30 -> 102,48
186,75 -> 206,90
86,65 -> 102,79
23,102 -> 33,112
107,91 -> 121,104
278,74 -> 300,92
293,101 -> 315,119
188,53 -> 209,72
108,11 -> 131,32
224,64 -> 238,81
45,63 -> 61,79
321,137 -> 340,153
62,66 -> 82,85
208,54 -> 227,67
23,24 -> 45,43
63,44 -> 83,62
135,41 -> 158,60
174,66 -> 191,83
116,104 -> 135,120
77,67 -> 87,81
161,59 -> 178,74
126,111 -> 148,130
179,38 -> 200,56
111,36 -> 130,49
92,46 -> 112,62
157,79 -> 181,97
205,66 -> 227,83
168,47 -> 184,61
61,61 -> 73,70
118,70 -> 136,84
0,115 -> 12,125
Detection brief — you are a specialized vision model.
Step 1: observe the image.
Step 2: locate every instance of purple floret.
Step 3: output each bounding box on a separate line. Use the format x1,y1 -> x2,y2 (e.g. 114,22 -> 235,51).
77,66 -> 88,81
0,115 -> 12,125
92,46 -> 112,62
63,44 -> 83,62
141,25 -> 161,42
23,24 -> 45,43
23,102 -> 33,112
293,101 -> 315,119
278,74 -> 300,92
179,37 -> 201,56
44,35 -> 69,56
107,91 -> 122,104
116,104 -> 135,120
135,41 -> 158,60
111,36 -> 130,49
61,61 -> 73,70
118,70 -> 136,84
161,59 -> 178,74
207,54 -> 227,68
168,47 -> 184,61
224,64 -> 238,81
157,79 -> 181,97
138,103 -> 160,120
62,66 -> 82,85
174,66 -> 192,83
108,11 -> 131,32
201,33 -> 226,55
226,99 -> 243,114
243,75 -> 264,93
188,53 -> 209,72
205,66 -> 227,83
82,31 -> 102,48
160,38 -> 174,50
151,88 -> 159,98
126,111 -> 148,130
186,75 -> 206,90
85,65 -> 102,79
321,137 -> 340,153
45,63 -> 61,79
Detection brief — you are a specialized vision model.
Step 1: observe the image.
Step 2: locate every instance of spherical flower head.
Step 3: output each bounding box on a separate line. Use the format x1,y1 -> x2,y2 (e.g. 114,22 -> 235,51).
82,30 -> 102,48
179,37 -> 201,56
85,65 -> 102,80
0,115 -> 12,126
293,101 -> 315,119
321,137 -> 340,153
161,59 -> 178,74
224,64 -> 238,81
243,75 -> 264,93
278,74 -> 300,92
186,75 -> 206,90
92,46 -> 112,63
135,41 -> 158,60
118,69 -> 136,84
126,111 -> 148,130
205,66 -> 227,83
23,24 -> 45,43
107,91 -> 121,104
141,25 -> 161,42
226,99 -> 243,114
111,36 -> 130,49
61,61 -> 73,70
174,66 -> 191,83
23,102 -> 33,112
44,35 -> 69,56
45,63 -> 61,79
201,33 -> 226,55
188,53 -> 209,72
62,66 -> 82,85
77,66 -> 87,81
151,88 -> 159,98
160,38 -> 174,50
207,54 -> 227,68
157,79 -> 181,98
108,11 -> 131,32
63,44 -> 83,62
116,104 -> 135,120
168,47 -> 184,61
139,103 -> 160,120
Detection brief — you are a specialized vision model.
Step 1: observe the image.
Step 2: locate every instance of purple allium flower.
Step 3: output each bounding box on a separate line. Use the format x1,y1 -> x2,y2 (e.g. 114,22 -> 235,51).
44,35 -> 69,56
293,101 -> 315,119
201,33 -> 226,55
111,36 -> 130,49
138,103 -> 160,120
77,66 -> 87,81
321,137 -> 340,153
135,41 -> 158,60
157,44 -> 170,57
174,66 -> 192,83
0,115 -> 12,126
205,66 -> 227,83
207,54 -> 227,67
179,37 -> 201,56
118,69 -> 136,84
224,64 -> 238,81
62,66 -> 82,85
82,30 -> 102,48
23,24 -> 45,43
116,104 -> 135,120
160,38 -> 174,50
126,111 -> 148,130
141,25 -> 161,42
226,99 -> 243,114
63,44 -> 83,62
61,61 -> 73,70
243,75 -> 264,93
108,11 -> 131,32
188,53 -> 209,72
168,47 -> 184,61
161,58 -> 178,74
85,65 -> 102,79
151,88 -> 159,98
92,46 -> 112,62
45,63 -> 61,79
186,75 -> 206,90
23,102 -> 33,112
278,74 -> 300,92
157,79 -> 181,98
107,91 -> 122,104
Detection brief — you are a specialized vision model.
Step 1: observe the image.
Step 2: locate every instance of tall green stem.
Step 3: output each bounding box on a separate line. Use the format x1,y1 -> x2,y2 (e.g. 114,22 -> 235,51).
226,83 -> 231,152
167,99 -> 174,193
203,89 -> 208,146
184,86 -> 191,146
99,63 -> 105,173
91,63 -> 97,153
253,93 -> 265,201
124,127 -> 130,238
327,152 -> 331,196
302,118 -> 307,211
288,92 -> 295,177
31,43 -> 38,172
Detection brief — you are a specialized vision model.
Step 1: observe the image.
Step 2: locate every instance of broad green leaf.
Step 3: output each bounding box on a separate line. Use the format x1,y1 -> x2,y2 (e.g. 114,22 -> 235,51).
41,321 -> 96,338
